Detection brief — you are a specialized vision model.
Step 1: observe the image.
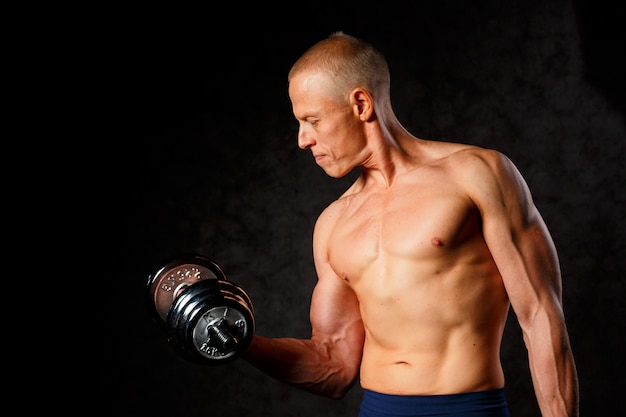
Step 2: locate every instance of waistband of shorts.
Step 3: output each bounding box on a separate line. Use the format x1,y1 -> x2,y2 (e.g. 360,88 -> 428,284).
360,388 -> 508,415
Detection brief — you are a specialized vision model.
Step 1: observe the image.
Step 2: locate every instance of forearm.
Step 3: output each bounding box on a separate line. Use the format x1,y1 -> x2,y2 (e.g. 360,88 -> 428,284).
242,334 -> 359,399
525,312 -> 579,417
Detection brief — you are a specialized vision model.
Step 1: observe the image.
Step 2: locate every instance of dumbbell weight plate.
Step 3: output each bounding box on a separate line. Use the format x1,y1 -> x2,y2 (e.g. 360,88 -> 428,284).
146,254 -> 226,324
167,279 -> 255,364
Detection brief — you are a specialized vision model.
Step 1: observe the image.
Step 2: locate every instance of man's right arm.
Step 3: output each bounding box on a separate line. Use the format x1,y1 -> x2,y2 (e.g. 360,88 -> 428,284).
242,205 -> 365,399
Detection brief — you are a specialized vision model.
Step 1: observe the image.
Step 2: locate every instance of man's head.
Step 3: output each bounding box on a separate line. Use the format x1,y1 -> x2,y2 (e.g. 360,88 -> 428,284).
287,32 -> 393,178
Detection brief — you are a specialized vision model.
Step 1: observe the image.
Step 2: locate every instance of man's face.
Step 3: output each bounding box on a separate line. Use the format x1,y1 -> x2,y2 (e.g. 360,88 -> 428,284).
289,71 -> 366,178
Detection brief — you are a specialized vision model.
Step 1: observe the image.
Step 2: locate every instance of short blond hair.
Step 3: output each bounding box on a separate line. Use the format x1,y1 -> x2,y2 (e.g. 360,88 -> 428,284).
288,32 -> 391,106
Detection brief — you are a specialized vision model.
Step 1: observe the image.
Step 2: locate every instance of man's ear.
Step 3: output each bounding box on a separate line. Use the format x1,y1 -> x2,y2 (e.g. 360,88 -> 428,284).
351,88 -> 374,121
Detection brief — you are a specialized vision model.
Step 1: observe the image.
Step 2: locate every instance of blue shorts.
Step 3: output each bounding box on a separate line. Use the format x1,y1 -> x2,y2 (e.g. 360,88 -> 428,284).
358,388 -> 510,417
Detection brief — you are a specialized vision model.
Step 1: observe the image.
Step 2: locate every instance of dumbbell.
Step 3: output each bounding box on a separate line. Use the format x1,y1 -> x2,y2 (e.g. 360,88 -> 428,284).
146,254 -> 255,365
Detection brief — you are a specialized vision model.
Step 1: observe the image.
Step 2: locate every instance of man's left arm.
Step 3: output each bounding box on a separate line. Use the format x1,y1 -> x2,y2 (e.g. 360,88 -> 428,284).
467,149 -> 579,417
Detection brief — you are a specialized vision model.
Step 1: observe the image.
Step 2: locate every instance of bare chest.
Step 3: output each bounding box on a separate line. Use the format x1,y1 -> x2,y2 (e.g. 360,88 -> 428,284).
327,183 -> 479,281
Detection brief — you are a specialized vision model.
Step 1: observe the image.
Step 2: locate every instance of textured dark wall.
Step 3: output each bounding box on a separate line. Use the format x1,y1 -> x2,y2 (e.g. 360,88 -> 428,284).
108,1 -> 625,415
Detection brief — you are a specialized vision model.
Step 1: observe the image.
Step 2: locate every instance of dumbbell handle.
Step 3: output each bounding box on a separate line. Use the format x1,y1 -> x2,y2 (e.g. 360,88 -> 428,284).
207,319 -> 238,351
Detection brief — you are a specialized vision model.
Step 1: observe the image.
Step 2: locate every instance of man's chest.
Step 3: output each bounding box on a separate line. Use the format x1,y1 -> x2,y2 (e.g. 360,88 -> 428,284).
327,186 -> 479,276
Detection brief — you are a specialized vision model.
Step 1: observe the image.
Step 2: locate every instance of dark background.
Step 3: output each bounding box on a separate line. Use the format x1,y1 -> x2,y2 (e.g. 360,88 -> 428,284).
108,1 -> 625,415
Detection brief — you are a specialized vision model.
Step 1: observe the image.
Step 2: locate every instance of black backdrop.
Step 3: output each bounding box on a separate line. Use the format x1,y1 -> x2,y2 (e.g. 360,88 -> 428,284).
108,1 -> 625,415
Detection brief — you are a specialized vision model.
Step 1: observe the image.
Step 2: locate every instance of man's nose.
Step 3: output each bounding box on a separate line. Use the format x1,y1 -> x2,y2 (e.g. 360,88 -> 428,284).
297,128 -> 315,149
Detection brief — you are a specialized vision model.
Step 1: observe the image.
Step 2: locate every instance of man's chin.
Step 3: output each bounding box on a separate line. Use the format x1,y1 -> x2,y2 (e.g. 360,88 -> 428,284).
322,166 -> 354,179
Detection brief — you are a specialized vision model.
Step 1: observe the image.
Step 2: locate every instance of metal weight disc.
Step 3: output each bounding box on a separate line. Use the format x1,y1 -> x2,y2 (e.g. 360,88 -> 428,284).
191,298 -> 254,363
218,280 -> 255,317
167,279 -> 255,364
146,254 -> 226,325
166,279 -> 221,361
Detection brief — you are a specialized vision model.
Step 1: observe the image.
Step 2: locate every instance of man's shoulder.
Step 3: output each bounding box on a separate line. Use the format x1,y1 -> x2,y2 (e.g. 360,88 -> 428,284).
426,139 -> 498,159
415,141 -> 518,198
428,141 -> 506,172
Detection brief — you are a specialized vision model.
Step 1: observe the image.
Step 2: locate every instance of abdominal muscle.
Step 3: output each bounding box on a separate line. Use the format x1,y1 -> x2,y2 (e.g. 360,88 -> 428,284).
354,259 -> 510,395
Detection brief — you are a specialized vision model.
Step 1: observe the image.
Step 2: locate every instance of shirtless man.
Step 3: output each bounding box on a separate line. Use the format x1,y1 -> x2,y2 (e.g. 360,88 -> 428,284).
242,32 -> 579,417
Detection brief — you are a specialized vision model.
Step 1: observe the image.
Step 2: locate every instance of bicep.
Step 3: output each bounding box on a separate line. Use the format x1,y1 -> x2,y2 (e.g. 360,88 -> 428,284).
309,208 -> 364,358
309,272 -> 363,342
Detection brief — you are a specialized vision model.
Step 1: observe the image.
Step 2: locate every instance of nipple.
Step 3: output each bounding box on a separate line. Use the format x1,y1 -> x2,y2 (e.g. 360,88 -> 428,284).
431,237 -> 444,247
341,272 -> 350,282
